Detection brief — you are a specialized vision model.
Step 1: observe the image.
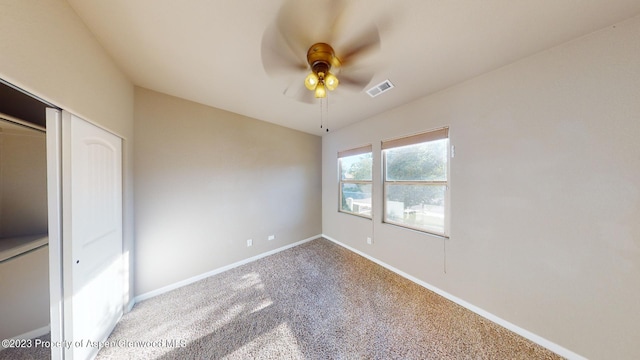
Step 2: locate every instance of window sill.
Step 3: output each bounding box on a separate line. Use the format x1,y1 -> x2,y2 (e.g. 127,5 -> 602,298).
338,210 -> 372,220
382,221 -> 449,239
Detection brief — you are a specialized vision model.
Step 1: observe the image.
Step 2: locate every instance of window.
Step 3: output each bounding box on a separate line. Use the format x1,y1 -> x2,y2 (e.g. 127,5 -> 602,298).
338,145 -> 373,218
382,128 -> 449,236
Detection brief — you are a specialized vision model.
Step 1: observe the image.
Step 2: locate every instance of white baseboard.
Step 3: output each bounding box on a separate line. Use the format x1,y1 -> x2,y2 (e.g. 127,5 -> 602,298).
0,325 -> 50,351
322,234 -> 587,360
134,234 -> 321,303
125,298 -> 136,313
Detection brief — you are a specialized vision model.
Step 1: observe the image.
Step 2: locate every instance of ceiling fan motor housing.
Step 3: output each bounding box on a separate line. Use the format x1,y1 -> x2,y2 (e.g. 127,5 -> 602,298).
307,42 -> 338,74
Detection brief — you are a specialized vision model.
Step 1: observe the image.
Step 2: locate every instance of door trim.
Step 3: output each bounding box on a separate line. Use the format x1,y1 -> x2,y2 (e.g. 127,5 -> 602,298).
46,108 -> 64,360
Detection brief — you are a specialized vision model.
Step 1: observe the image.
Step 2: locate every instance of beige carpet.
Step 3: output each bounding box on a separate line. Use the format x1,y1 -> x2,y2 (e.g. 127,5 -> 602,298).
0,334 -> 50,360
2,238 -> 563,359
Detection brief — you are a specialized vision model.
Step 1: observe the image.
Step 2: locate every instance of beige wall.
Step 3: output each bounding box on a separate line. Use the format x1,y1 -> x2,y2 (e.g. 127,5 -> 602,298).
0,126 -> 47,238
0,0 -> 133,134
323,16 -> 640,360
134,87 -> 322,296
0,0 -> 135,315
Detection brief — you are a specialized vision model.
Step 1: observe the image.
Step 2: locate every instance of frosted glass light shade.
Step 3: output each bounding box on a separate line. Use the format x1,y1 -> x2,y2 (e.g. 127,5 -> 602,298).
325,72 -> 339,91
305,72 -> 319,90
314,83 -> 326,98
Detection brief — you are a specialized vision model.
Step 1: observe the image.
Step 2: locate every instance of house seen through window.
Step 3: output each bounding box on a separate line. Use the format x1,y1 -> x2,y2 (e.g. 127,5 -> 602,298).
338,145 -> 373,218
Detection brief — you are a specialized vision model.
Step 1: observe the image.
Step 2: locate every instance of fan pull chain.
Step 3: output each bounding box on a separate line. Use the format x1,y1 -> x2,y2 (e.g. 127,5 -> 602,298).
324,94 -> 329,132
319,96 -> 330,132
320,98 -> 324,130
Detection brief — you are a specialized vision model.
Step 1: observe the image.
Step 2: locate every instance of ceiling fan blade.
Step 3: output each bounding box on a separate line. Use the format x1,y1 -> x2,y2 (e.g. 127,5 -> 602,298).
336,25 -> 381,66
274,0 -> 317,57
283,78 -> 316,104
261,23 -> 308,77
338,71 -> 375,92
277,0 -> 350,48
323,0 -> 348,44
296,89 -> 317,104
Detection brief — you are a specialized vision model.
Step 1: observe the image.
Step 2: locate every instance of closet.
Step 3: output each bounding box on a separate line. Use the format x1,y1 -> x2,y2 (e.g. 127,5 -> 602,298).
0,81 -> 50,343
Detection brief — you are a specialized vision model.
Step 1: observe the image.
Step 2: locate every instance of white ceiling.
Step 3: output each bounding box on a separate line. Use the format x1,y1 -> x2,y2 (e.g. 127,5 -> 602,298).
66,0 -> 640,135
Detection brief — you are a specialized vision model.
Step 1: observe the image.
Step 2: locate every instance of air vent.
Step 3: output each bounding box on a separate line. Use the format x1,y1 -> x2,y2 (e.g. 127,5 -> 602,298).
366,79 -> 394,98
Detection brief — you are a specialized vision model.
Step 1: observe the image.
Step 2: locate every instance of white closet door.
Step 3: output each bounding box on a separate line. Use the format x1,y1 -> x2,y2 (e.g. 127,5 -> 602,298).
61,111 -> 123,360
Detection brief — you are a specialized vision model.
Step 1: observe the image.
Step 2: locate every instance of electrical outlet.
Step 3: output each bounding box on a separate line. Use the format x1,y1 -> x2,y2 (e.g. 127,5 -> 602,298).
246,239 -> 253,247
366,237 -> 373,245
268,235 -> 275,241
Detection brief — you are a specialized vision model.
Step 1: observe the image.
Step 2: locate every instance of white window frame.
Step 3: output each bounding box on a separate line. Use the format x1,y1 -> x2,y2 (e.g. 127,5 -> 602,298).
382,127 -> 450,237
338,145 -> 373,219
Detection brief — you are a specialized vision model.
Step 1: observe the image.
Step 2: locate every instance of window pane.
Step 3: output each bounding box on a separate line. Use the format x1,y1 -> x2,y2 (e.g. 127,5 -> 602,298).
385,184 -> 445,234
340,153 -> 372,181
385,139 -> 447,181
341,183 -> 372,217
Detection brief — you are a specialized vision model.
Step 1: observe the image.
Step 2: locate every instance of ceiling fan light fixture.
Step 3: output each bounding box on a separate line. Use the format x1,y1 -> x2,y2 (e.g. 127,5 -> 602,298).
304,42 -> 341,99
304,72 -> 319,90
325,72 -> 339,91
314,82 -> 326,98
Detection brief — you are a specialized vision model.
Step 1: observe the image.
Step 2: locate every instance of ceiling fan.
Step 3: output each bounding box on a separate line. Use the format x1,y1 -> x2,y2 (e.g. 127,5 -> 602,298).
261,0 -> 385,103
